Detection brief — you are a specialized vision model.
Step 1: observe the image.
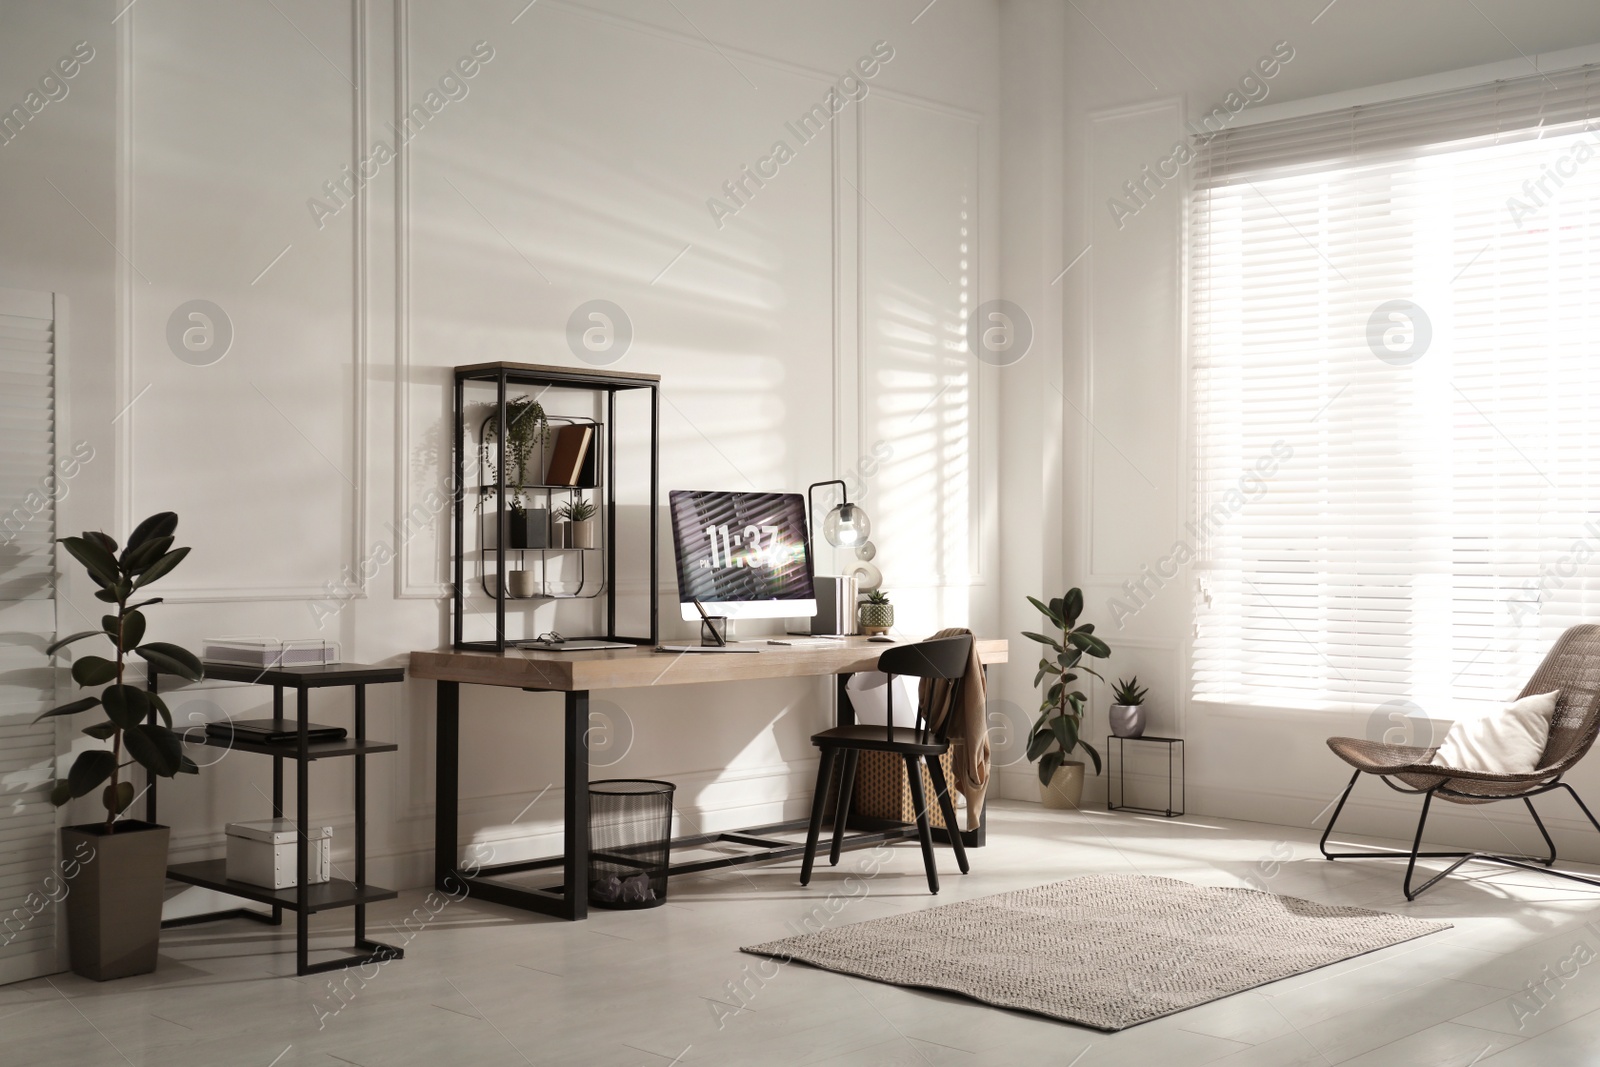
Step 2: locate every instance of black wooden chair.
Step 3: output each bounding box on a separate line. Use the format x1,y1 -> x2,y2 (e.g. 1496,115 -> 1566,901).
799,634 -> 973,893
1321,623 -> 1600,899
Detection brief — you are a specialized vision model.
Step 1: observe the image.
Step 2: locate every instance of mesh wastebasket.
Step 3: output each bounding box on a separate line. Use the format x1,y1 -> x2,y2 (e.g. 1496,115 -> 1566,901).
588,779 -> 675,909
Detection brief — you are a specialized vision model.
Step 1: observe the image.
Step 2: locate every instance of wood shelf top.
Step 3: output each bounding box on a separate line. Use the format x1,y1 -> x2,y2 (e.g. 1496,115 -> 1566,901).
409,635 -> 1009,692
455,361 -> 660,387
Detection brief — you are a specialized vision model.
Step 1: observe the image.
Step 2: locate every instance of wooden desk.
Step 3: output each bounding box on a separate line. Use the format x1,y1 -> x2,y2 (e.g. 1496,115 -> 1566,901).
411,636 -> 1008,920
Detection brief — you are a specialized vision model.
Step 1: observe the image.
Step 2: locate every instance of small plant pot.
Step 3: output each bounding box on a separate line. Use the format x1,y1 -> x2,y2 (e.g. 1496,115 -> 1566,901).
858,602 -> 893,635
1109,703 -> 1146,738
570,517 -> 597,550
1039,761 -> 1085,810
61,821 -> 170,981
507,570 -> 538,598
506,508 -> 548,550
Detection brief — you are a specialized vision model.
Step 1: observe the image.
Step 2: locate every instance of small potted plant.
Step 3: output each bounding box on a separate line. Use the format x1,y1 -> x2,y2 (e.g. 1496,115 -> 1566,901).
858,589 -> 893,635
40,512 -> 204,980
1024,589 -> 1110,809
558,494 -> 598,549
482,397 -> 550,549
1110,677 -> 1148,738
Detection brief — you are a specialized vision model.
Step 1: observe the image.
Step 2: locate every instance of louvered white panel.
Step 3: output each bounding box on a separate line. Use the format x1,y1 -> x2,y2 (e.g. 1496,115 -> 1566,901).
0,287 -> 61,986
1191,77 -> 1600,716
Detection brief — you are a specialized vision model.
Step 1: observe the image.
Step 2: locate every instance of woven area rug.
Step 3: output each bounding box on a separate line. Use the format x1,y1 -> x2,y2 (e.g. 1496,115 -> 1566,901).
743,874 -> 1450,1031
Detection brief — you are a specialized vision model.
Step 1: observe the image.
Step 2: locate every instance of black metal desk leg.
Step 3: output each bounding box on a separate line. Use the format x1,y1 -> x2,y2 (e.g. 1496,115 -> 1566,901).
435,681 -> 460,894
565,690 -> 589,921
272,685 -> 284,925
354,683 -> 367,943
296,685 -> 310,977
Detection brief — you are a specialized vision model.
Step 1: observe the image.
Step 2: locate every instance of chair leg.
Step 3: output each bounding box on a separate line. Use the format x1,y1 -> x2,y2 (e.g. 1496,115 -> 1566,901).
1319,770 -> 1362,860
828,750 -> 859,867
926,754 -> 969,875
1402,789 -> 1437,901
1558,782 -> 1600,836
904,754 -> 939,894
800,749 -> 837,887
1525,797 -> 1557,867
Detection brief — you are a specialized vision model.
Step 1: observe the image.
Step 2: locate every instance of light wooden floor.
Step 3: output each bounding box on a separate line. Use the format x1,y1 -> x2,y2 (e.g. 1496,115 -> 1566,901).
6,800 -> 1600,1066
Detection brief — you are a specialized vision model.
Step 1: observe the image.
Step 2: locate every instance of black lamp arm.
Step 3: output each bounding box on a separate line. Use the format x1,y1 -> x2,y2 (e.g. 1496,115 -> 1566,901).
806,479 -> 848,556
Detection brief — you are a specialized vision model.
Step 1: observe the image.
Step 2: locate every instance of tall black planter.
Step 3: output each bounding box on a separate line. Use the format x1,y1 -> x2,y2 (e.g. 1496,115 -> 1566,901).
507,507 -> 548,549
61,821 -> 170,981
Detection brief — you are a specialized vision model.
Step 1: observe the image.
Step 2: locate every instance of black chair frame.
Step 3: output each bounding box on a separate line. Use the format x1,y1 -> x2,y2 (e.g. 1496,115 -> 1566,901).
799,635 -> 973,893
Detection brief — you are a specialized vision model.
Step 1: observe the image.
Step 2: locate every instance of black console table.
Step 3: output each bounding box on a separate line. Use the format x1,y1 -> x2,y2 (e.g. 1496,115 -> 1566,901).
147,661 -> 405,976
1106,734 -> 1185,818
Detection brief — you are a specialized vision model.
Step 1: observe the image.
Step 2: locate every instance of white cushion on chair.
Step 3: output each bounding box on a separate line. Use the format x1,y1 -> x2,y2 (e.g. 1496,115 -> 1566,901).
1430,690 -> 1561,775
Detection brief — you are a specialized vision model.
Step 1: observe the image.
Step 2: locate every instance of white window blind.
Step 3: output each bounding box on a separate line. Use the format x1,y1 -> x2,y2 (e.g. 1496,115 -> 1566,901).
0,287 -> 62,984
1191,63 -> 1600,716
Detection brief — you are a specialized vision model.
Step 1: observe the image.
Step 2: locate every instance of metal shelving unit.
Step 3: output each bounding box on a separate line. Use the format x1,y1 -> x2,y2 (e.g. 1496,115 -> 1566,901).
146,661 -> 405,976
453,362 -> 660,652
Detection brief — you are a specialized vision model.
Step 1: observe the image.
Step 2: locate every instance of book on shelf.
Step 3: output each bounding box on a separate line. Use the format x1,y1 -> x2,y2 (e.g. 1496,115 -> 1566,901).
544,424 -> 593,486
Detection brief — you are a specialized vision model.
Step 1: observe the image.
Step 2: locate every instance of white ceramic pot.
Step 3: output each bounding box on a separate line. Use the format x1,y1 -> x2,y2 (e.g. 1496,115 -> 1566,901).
508,570 -> 538,598
571,517 -> 597,550
1039,760 -> 1085,809
1109,703 -> 1146,738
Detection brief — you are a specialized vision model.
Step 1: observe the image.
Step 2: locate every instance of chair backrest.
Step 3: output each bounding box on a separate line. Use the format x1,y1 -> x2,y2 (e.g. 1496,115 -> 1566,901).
1517,624 -> 1600,773
877,634 -> 973,745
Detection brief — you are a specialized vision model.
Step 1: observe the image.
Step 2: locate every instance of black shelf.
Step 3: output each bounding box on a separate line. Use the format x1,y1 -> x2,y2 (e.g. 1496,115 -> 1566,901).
190,733 -> 399,761
199,661 -> 405,688
167,860 -> 397,914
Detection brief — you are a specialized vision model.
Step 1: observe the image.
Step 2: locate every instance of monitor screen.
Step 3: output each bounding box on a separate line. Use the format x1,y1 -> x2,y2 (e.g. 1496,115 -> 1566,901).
668,490 -> 816,620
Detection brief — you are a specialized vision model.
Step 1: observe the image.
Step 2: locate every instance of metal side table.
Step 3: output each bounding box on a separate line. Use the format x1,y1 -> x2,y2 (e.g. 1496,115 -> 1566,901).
1106,734 -> 1185,818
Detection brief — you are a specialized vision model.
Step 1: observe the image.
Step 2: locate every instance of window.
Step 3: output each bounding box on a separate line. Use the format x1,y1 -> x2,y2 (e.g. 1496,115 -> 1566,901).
1190,65 -> 1600,716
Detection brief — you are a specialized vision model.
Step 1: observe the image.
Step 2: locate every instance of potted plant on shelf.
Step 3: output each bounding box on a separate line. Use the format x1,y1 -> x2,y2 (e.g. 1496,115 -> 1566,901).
1024,589 -> 1110,810
558,493 -> 598,549
482,396 -> 551,550
39,512 -> 204,980
1110,677 -> 1148,738
858,589 -> 893,635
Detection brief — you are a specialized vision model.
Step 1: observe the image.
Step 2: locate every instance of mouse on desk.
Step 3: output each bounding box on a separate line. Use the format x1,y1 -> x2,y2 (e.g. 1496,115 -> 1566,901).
867,634 -> 895,643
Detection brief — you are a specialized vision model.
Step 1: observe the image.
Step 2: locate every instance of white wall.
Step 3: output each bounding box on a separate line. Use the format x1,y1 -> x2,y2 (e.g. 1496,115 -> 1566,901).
0,0 -> 1000,893
996,0 -> 1600,860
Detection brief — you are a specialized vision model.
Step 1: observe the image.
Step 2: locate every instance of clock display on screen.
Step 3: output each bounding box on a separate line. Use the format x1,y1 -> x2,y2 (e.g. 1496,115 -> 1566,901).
669,491 -> 814,604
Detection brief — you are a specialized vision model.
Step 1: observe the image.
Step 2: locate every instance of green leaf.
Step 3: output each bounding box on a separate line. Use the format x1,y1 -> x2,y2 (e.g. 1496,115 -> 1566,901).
70,656 -> 118,687
1033,667 -> 1052,688
84,530 -> 118,556
46,630 -> 104,657
1058,649 -> 1083,669
1026,596 -> 1064,628
1048,596 -> 1064,620
1063,588 -> 1084,626
124,723 -> 182,777
126,512 -> 178,552
1022,631 -> 1064,653
131,546 -> 189,591
135,642 -> 203,681
1026,727 -> 1057,762
81,721 -> 117,741
1067,631 -> 1111,658
101,684 -> 151,730
1052,714 -> 1079,755
49,780 -> 73,807
120,535 -> 174,576
31,696 -> 101,723
1078,623 -> 1095,634
177,754 -> 199,775
67,749 -> 116,798
102,780 -> 135,816
1039,750 -> 1064,786
93,587 -> 120,603
125,597 -> 164,612
1080,739 -> 1102,775
147,690 -> 173,728
1046,680 -> 1064,704
107,610 -> 146,652
61,536 -> 121,588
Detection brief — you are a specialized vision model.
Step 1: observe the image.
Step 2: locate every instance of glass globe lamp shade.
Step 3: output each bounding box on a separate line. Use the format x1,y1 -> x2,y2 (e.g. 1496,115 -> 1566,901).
824,502 -> 871,547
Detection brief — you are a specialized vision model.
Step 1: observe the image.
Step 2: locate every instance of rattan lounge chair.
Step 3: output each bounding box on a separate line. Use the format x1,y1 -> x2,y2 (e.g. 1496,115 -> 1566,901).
1321,624 -> 1600,899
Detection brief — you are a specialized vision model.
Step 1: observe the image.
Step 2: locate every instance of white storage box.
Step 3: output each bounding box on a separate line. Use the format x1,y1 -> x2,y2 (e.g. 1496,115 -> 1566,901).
225,819 -> 332,889
204,636 -> 341,669
846,671 -> 922,729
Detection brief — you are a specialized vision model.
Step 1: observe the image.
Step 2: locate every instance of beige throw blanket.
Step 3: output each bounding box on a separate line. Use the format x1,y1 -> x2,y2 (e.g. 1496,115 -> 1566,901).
918,626 -> 990,829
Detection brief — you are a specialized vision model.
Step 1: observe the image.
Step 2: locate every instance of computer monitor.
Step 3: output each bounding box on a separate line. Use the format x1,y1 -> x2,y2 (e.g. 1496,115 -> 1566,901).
668,490 -> 816,621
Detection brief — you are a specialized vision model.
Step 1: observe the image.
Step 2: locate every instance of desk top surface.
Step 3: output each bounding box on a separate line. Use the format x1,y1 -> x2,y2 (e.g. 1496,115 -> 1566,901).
409,636 -> 1008,692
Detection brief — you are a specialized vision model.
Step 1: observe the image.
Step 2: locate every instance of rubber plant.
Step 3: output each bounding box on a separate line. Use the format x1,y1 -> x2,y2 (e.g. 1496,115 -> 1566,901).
39,512 -> 204,832
1024,589 -> 1111,786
